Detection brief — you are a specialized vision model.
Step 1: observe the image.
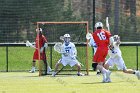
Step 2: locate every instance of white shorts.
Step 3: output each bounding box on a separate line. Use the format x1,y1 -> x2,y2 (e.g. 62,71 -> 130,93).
58,57 -> 79,67
106,56 -> 127,70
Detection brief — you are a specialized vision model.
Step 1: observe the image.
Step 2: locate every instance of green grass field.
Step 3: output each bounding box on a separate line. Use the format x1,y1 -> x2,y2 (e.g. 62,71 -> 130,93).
0,46 -> 140,71
0,71 -> 140,93
0,46 -> 140,93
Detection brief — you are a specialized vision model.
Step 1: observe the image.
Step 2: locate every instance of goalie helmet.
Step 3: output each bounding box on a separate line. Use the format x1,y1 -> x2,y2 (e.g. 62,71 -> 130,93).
64,34 -> 70,38
95,22 -> 103,29
64,34 -> 71,44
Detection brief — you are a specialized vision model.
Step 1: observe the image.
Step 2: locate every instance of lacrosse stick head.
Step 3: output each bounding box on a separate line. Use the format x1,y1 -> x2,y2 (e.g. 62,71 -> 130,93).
26,41 -> 31,47
86,32 -> 92,40
60,36 -> 64,41
26,41 -> 36,48
54,42 -> 64,53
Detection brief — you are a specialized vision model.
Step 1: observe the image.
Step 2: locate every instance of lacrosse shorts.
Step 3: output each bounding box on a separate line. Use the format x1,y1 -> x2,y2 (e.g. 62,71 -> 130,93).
33,50 -> 46,60
58,57 -> 79,67
93,47 -> 108,63
105,56 -> 127,70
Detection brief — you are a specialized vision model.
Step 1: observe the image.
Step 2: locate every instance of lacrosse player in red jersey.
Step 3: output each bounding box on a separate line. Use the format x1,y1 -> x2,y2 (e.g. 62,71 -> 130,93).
104,35 -> 140,82
29,28 -> 51,75
93,22 -> 113,83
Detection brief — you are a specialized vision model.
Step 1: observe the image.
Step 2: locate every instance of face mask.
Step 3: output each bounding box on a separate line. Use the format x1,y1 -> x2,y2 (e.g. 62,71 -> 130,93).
64,37 -> 70,46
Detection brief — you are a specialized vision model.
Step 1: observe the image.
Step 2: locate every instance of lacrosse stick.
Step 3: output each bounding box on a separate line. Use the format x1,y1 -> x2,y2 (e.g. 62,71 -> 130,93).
55,66 -> 65,75
54,42 -> 65,54
26,41 -> 36,49
106,17 -> 110,31
60,36 -> 64,41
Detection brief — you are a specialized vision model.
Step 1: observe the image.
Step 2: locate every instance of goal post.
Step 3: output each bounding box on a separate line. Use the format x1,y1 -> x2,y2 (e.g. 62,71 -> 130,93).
36,24 -> 42,76
36,21 -> 89,75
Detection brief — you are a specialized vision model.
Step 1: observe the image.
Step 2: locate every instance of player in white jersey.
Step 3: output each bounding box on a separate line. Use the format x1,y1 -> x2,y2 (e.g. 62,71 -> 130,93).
86,32 -> 100,73
52,34 -> 84,77
104,35 -> 140,82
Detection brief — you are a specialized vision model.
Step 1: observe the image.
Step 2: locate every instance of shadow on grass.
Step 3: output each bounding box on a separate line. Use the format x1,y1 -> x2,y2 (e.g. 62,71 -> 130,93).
81,81 -> 127,84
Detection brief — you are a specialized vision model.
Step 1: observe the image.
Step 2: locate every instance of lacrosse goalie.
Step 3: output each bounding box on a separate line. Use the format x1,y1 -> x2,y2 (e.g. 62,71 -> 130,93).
104,35 -> 140,82
26,28 -> 51,75
52,34 -> 84,77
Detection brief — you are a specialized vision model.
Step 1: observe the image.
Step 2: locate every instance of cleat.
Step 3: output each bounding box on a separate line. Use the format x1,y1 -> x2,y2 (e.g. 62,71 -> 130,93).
135,71 -> 140,80
77,73 -> 85,76
52,72 -> 56,77
29,70 -> 35,73
29,67 -> 35,73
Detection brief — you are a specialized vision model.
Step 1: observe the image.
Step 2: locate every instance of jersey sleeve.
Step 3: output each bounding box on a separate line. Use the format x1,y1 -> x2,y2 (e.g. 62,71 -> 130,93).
71,43 -> 77,57
42,35 -> 48,43
105,30 -> 111,38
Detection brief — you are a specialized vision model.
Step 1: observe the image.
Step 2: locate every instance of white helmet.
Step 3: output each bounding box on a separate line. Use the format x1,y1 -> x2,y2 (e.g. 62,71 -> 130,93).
64,34 -> 70,38
39,28 -> 42,32
95,22 -> 103,28
64,34 -> 70,43
113,35 -> 120,41
36,28 -> 42,32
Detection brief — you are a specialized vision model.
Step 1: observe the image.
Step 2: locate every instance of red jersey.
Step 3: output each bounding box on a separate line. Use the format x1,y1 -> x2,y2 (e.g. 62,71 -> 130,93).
93,29 -> 111,47
35,35 -> 47,49
33,34 -> 47,60
93,29 -> 111,62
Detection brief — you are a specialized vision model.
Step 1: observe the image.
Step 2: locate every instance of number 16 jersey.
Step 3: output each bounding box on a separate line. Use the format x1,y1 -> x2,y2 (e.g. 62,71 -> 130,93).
93,29 -> 111,62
